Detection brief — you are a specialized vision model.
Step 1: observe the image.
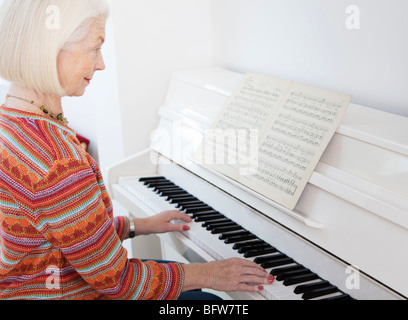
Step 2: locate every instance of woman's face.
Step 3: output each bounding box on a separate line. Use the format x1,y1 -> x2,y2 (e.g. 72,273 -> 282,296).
57,17 -> 106,97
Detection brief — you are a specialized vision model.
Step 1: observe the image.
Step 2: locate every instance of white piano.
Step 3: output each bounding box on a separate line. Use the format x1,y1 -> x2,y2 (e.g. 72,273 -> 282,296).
107,68 -> 408,300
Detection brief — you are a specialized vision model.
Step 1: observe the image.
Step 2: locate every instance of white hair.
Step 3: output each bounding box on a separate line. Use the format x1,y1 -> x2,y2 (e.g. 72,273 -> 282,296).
0,0 -> 109,96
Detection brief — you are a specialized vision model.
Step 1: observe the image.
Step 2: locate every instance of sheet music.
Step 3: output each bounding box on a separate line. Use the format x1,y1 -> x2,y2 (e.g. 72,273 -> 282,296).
195,74 -> 292,177
241,83 -> 351,209
212,73 -> 291,131
195,73 -> 351,210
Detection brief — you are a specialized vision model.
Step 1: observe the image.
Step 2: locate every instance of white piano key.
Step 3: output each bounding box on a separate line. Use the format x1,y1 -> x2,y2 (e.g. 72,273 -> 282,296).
183,221 -> 301,300
120,176 -> 329,300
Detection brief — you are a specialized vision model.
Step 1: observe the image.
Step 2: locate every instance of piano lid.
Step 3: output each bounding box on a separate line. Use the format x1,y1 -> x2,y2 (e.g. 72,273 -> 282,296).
149,67 -> 408,297
153,67 -> 408,205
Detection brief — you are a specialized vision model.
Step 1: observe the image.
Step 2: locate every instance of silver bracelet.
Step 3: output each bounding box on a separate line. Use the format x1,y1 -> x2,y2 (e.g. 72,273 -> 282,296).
129,218 -> 136,239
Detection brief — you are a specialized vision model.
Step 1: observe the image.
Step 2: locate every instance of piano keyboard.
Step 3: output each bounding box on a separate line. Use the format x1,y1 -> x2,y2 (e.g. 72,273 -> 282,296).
124,175 -> 353,300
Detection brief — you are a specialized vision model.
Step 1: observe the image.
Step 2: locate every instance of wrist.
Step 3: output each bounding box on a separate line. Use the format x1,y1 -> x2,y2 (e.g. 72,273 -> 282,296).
182,263 -> 211,292
132,217 -> 152,237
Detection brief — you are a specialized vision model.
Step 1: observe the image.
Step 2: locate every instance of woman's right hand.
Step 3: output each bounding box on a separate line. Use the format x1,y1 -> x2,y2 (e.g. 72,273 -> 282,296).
182,258 -> 274,293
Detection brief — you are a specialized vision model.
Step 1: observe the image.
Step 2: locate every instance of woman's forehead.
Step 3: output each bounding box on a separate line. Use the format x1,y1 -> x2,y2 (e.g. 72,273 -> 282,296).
88,18 -> 106,43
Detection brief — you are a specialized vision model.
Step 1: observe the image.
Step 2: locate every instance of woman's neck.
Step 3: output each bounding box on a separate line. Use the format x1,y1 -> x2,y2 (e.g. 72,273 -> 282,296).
5,84 -> 63,116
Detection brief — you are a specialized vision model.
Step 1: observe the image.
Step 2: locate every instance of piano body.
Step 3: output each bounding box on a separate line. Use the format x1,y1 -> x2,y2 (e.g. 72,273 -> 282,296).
107,68 -> 408,300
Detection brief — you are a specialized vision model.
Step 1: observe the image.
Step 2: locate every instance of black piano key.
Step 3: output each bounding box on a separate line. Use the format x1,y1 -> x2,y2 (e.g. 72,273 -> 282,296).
225,235 -> 257,244
191,210 -> 221,218
157,189 -> 190,198
243,247 -> 277,258
276,269 -> 311,281
179,202 -> 207,207
270,265 -> 305,276
176,200 -> 204,210
168,196 -> 197,203
223,234 -> 257,244
186,207 -> 215,213
294,280 -> 331,294
283,273 -> 319,286
146,181 -> 175,188
219,230 -> 251,240
177,201 -> 205,209
139,176 -> 167,182
202,219 -> 232,228
151,182 -> 176,187
302,285 -> 339,300
211,225 -> 243,234
159,190 -> 189,197
199,218 -> 227,225
152,181 -> 176,185
236,243 -> 270,253
238,243 -> 271,254
146,178 -> 172,183
206,222 -> 238,231
233,240 -> 265,250
321,294 -> 352,300
261,258 -> 294,269
195,214 -> 225,222
165,194 -> 190,201
254,253 -> 287,264
175,200 -> 202,205
155,187 -> 181,193
180,204 -> 210,211
166,194 -> 194,199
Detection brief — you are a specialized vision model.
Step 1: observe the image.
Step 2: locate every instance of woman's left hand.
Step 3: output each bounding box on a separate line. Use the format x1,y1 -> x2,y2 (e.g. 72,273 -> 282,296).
133,210 -> 192,236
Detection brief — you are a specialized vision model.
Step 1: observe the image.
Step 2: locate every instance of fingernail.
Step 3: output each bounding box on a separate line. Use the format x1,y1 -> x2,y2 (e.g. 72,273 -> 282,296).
258,286 -> 264,291
183,225 -> 190,231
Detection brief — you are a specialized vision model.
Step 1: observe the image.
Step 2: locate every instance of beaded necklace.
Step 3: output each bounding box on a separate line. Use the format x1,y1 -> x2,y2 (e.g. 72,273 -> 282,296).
5,94 -> 69,125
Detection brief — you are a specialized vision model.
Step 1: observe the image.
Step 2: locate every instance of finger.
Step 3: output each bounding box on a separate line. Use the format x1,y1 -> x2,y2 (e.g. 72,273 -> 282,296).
168,210 -> 193,223
167,222 -> 191,232
239,274 -> 274,285
237,259 -> 268,273
235,283 -> 265,293
241,266 -> 272,279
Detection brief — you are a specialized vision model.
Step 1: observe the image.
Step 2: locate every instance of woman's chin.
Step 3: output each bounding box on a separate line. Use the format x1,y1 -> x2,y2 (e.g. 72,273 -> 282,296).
64,88 -> 87,98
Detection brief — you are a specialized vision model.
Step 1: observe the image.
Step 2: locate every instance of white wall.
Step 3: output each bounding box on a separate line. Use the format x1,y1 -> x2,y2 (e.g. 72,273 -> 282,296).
0,1 -> 9,100
109,0 -> 407,158
0,79 -> 9,102
110,0 -> 214,157
211,0 -> 408,117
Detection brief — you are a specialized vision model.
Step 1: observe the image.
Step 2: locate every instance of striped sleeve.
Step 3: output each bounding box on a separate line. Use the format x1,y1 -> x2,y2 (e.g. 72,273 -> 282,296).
114,216 -> 130,242
15,158 -> 184,300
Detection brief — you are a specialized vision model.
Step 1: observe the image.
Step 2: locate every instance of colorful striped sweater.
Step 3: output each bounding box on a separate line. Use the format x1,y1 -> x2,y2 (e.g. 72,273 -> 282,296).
0,105 -> 184,300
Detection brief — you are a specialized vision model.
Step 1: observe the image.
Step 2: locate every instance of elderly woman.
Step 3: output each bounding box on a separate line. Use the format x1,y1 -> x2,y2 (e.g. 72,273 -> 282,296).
0,0 -> 273,300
